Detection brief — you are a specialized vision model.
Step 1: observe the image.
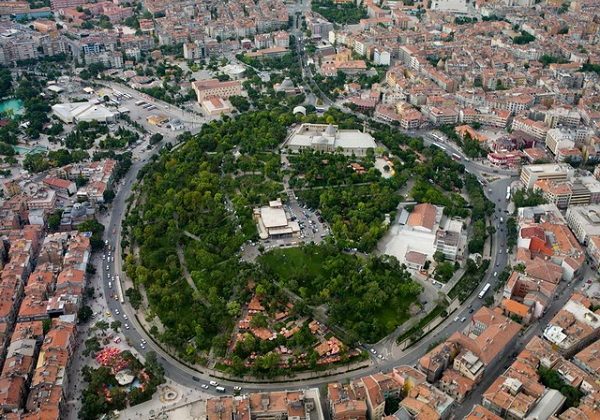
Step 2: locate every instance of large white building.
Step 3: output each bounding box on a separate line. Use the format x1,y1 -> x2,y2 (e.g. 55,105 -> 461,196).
380,203 -> 463,269
52,101 -> 116,124
285,124 -> 377,157
253,199 -> 300,240
565,205 -> 600,245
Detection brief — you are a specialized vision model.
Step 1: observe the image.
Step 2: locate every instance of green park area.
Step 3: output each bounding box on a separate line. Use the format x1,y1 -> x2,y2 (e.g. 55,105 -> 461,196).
121,106 -> 491,374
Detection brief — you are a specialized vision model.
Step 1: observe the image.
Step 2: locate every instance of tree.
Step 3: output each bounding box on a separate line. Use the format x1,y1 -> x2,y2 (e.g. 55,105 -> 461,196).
95,320 -> 109,335
149,133 -> 163,145
42,318 -> 52,334
103,189 -> 115,203
77,219 -> 105,250
125,288 -> 142,309
47,210 -> 62,232
250,312 -> 268,328
83,336 -> 100,356
78,305 -> 93,323
110,320 -> 122,332
433,251 -> 445,263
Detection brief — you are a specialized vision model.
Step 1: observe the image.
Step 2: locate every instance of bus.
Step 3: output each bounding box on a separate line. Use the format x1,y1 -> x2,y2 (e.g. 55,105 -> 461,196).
430,132 -> 444,142
433,143 -> 446,151
215,386 -> 226,393
116,275 -> 125,304
478,283 -> 491,299
451,153 -> 461,161
135,100 -> 145,106
506,186 -> 511,201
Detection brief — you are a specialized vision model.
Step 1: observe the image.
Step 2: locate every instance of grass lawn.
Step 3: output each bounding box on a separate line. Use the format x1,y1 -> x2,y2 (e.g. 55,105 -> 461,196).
258,246 -> 328,280
375,299 -> 410,333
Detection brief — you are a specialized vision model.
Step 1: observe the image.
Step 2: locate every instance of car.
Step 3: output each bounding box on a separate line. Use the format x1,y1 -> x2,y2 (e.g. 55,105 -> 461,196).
370,349 -> 377,354
141,339 -> 146,344
201,384 -> 209,389
461,317 -> 467,322
124,323 -> 130,330
469,308 -> 474,313
140,343 -> 146,349
494,271 -> 498,277
106,265 -> 110,271
192,376 -> 200,382
114,295 -> 119,301
499,250 -> 502,254
454,316 -> 459,322
113,337 -> 121,344
209,381 -> 218,386
506,248 -> 510,253
233,386 -> 242,391
377,354 -> 383,359
123,314 -> 128,320
114,309 -> 120,315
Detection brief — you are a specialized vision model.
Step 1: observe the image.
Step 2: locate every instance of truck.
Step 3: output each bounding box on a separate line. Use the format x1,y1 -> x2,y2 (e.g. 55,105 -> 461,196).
215,386 -> 226,393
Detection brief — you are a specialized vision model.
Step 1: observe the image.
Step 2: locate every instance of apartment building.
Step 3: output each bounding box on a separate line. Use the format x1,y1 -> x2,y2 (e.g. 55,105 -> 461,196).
511,116 -> 549,141
183,42 -> 207,60
50,0 -> 85,10
520,163 -> 573,189
543,297 -> 600,357
545,128 -> 576,156
566,204 -> 600,244
421,106 -> 459,126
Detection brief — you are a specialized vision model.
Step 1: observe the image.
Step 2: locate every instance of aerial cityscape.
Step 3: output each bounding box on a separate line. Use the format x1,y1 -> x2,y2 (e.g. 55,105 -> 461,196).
0,0 -> 599,419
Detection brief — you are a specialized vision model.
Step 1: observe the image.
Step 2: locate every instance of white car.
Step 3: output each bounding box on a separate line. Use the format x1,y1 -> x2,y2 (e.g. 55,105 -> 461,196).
209,381 -> 218,387
123,314 -> 128,320
201,384 -> 209,389
124,323 -> 130,329
114,309 -> 120,315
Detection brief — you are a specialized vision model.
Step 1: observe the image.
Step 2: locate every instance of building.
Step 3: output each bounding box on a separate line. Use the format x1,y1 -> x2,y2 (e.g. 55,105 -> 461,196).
382,204 -> 464,267
201,97 -> 233,116
399,382 -> 454,419
543,297 -> 600,357
520,163 -> 573,189
51,102 -> 116,124
191,79 -> 242,102
285,124 -> 377,157
253,199 -> 300,240
42,177 -> 76,196
566,205 -> 600,245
